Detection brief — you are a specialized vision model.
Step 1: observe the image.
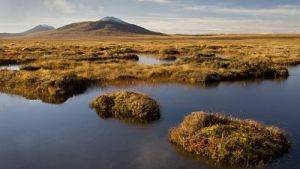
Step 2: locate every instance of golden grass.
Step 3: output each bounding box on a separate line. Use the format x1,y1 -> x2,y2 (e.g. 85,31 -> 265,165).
0,70 -> 92,103
0,34 -> 299,103
169,112 -> 290,166
90,91 -> 160,122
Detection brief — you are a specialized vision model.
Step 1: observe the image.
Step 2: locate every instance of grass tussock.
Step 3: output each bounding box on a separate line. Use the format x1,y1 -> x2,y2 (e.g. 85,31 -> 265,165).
158,55 -> 177,61
0,35 -> 298,103
0,55 -> 289,104
160,47 -> 180,55
90,91 -> 160,122
0,70 -> 92,103
158,47 -> 180,61
169,112 -> 290,166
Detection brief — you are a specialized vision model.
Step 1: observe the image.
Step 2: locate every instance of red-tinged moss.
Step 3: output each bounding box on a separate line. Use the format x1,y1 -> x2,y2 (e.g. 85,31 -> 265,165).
169,112 -> 290,166
90,91 -> 160,122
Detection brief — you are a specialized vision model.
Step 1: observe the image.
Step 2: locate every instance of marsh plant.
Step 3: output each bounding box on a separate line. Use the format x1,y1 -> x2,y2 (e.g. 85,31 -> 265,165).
0,35 -> 298,103
90,91 -> 160,122
169,112 -> 290,166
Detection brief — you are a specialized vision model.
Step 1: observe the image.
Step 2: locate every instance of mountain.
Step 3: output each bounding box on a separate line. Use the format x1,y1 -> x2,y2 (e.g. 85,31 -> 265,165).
100,16 -> 127,24
0,17 -> 163,39
0,25 -> 55,38
55,16 -> 163,36
23,25 -> 55,34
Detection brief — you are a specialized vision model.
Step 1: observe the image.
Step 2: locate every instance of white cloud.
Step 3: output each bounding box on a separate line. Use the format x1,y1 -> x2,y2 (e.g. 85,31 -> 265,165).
0,16 -> 98,33
127,17 -> 300,34
43,0 -> 77,14
136,0 -> 169,4
1,0 -> 299,34
184,5 -> 300,16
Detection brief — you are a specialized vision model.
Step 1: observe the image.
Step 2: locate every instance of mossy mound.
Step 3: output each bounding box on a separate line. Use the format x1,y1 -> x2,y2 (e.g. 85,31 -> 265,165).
0,71 -> 92,104
160,47 -> 180,55
106,47 -> 137,55
20,65 -> 41,71
42,73 -> 91,98
158,55 -> 177,61
108,54 -> 139,61
173,57 -> 289,84
169,112 -> 290,166
0,58 -> 18,65
90,91 -> 160,122
193,52 -> 216,58
70,53 -> 139,62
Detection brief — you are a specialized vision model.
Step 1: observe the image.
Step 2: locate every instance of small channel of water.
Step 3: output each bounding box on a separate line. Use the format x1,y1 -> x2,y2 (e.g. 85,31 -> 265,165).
0,65 -> 20,71
0,66 -> 300,169
137,54 -> 175,65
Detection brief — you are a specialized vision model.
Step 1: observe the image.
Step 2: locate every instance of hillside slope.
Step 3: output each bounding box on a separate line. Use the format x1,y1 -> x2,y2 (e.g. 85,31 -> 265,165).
0,25 -> 55,38
0,17 -> 164,39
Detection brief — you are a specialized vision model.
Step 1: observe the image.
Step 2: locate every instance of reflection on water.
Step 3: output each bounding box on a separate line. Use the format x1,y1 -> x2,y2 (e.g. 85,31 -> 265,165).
138,54 -> 175,65
0,66 -> 300,169
0,65 -> 20,71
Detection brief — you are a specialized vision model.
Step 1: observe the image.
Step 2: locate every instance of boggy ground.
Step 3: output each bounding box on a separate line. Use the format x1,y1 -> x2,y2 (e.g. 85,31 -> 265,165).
0,70 -> 92,103
90,91 -> 160,123
169,112 -> 291,166
0,34 -> 299,103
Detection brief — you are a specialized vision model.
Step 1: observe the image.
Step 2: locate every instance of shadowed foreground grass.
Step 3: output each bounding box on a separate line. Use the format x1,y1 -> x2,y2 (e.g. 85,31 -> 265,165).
169,112 -> 290,166
90,91 -> 160,122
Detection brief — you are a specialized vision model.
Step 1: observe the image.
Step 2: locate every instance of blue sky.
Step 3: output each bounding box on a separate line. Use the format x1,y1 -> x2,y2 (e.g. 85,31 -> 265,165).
1,0 -> 299,34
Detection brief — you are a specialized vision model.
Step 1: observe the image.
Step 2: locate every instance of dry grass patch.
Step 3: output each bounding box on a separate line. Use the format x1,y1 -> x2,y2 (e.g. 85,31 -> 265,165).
0,35 -> 298,103
169,112 -> 290,166
0,70 -> 92,103
90,91 -> 160,122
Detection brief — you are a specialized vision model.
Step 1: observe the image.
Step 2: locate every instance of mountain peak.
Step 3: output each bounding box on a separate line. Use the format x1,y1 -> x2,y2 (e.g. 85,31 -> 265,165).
22,24 -> 55,34
0,18 -> 163,39
35,24 -> 55,29
100,17 -> 127,24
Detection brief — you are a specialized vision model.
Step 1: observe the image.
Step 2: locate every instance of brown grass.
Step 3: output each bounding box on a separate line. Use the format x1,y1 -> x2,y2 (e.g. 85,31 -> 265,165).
169,112 -> 290,166
90,91 -> 160,122
0,34 -> 299,103
0,70 -> 92,103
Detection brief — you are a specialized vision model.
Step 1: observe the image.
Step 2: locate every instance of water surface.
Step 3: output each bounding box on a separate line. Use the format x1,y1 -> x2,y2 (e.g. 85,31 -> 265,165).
0,65 -> 20,71
0,66 -> 300,169
138,54 -> 175,65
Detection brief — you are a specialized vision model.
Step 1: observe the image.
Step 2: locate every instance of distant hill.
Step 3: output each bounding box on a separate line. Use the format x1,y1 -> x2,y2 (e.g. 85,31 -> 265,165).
0,25 -> 55,38
0,17 -> 164,39
53,16 -> 163,37
23,25 -> 55,34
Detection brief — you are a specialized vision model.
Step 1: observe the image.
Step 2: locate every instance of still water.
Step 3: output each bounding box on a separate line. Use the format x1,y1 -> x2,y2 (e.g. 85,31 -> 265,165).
0,66 -> 300,169
0,65 -> 20,71
138,54 -> 175,65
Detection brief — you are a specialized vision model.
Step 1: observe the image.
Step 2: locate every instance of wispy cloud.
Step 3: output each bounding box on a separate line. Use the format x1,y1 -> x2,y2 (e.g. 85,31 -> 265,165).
43,0 -> 78,14
127,16 -> 300,34
1,0 -> 299,34
136,0 -> 169,4
184,5 -> 300,16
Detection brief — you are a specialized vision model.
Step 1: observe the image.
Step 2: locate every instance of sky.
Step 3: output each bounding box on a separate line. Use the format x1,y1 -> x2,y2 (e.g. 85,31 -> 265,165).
0,0 -> 300,34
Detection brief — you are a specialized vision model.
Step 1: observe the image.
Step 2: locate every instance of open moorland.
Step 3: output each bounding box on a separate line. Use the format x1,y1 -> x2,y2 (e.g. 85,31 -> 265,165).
0,33 -> 300,169
169,111 -> 290,166
0,34 -> 299,103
